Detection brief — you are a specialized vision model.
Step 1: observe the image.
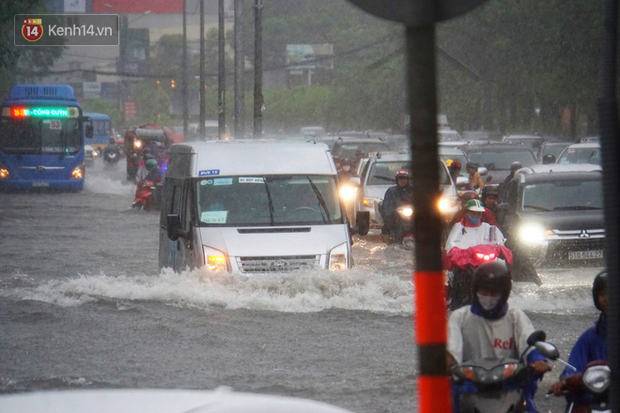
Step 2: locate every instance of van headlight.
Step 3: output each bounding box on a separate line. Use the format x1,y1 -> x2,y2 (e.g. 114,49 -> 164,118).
328,243 -> 349,271
203,245 -> 229,272
518,223 -> 547,244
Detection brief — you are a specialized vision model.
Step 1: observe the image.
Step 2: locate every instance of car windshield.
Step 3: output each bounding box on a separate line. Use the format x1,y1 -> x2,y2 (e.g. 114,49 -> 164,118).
557,146 -> 602,165
333,142 -> 390,159
522,179 -> 603,211
367,161 -> 451,186
196,175 -> 342,226
467,149 -> 536,170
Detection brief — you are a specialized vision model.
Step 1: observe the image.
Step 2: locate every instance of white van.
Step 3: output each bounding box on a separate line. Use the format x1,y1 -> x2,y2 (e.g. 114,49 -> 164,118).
159,140 -> 369,273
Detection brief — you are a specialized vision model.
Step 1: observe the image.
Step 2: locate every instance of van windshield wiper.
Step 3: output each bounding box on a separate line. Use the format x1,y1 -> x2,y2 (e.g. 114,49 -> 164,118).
373,175 -> 394,182
262,179 -> 275,225
523,205 -> 551,211
307,176 -> 330,223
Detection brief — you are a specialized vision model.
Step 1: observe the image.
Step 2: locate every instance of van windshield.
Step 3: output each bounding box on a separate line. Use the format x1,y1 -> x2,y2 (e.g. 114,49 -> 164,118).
196,175 -> 342,226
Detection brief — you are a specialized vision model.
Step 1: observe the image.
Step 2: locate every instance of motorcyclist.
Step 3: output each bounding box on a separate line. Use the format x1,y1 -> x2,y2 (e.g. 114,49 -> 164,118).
466,162 -> 485,191
338,158 -> 357,181
380,169 -> 413,243
445,198 -> 505,255
498,161 -> 522,202
450,191 -> 499,228
448,160 -> 462,185
142,158 -> 162,184
448,259 -> 550,413
549,270 -> 608,412
136,153 -> 155,183
102,137 -> 121,163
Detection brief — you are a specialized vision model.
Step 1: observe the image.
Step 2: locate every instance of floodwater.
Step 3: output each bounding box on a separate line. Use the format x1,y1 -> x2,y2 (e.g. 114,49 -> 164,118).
0,161 -> 604,412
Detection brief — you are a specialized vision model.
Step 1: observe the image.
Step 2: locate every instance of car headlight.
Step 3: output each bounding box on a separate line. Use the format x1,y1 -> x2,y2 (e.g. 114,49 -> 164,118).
437,196 -> 459,215
203,245 -> 229,272
0,160 -> 9,179
518,222 -> 548,244
339,184 -> 357,202
328,243 -> 349,271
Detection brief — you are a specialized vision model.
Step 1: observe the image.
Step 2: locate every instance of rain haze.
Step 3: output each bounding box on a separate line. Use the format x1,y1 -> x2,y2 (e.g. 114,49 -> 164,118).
0,1 -> 614,412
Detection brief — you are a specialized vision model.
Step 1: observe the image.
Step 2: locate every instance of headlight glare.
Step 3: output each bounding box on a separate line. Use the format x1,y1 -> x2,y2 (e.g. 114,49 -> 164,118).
518,222 -> 547,244
203,246 -> 229,272
339,184 -> 357,202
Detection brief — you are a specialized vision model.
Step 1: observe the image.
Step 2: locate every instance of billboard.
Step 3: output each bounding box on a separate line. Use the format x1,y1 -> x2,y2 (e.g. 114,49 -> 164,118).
286,44 -> 334,70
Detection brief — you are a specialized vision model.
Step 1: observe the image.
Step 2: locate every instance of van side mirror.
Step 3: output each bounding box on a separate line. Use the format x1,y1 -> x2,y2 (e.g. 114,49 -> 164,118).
167,214 -> 183,241
352,211 -> 370,236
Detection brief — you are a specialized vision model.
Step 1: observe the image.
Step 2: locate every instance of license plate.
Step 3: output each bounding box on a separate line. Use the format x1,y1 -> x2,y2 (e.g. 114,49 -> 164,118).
568,250 -> 604,260
32,182 -> 49,187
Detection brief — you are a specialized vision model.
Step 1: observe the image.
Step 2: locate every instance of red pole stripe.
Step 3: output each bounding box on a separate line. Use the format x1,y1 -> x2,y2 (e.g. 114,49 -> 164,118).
414,270 -> 447,344
418,375 -> 452,413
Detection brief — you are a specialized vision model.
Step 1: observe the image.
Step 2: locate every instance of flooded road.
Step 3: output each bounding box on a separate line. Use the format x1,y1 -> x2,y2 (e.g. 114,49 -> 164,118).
0,161 -> 604,412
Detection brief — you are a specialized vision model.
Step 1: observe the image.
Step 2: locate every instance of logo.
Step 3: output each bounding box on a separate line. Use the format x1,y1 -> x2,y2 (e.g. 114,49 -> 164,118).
269,260 -> 289,271
35,165 -> 46,172
579,229 -> 591,238
22,18 -> 43,42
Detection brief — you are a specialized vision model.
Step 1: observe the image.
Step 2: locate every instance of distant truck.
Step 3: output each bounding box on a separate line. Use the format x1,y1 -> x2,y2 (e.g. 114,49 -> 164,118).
159,140 -> 369,273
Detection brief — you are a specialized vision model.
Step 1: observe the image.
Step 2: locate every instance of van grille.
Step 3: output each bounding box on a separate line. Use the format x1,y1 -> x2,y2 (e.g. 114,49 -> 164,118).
236,255 -> 320,273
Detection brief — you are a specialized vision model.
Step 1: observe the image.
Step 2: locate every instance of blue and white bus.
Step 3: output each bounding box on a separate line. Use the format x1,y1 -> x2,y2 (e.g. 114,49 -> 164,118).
0,84 -> 91,190
83,112 -> 113,151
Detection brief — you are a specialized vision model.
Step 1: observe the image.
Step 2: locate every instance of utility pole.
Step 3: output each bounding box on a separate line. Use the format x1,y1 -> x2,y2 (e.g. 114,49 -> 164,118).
234,0 -> 245,138
199,0 -> 205,137
253,0 -> 263,138
218,0 -> 226,140
182,0 -> 188,137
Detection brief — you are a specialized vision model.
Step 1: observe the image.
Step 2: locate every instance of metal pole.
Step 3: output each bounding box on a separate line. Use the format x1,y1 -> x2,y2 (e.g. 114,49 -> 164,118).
182,0 -> 188,137
218,0 -> 226,140
253,0 -> 263,138
199,0 -> 205,138
599,0 -> 619,410
234,0 -> 245,138
407,23 -> 452,413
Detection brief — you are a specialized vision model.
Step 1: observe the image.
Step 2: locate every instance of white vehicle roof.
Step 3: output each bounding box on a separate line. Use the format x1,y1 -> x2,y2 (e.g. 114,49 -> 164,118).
169,140 -> 336,177
518,163 -> 602,174
565,142 -> 601,149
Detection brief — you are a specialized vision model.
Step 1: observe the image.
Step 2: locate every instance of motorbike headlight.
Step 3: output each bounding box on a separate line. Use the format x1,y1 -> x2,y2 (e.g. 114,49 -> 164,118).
398,206 -> 413,217
339,184 -> 357,202
518,222 -> 548,244
582,365 -> 611,393
328,243 -> 349,271
203,245 -> 229,272
134,139 -> 143,149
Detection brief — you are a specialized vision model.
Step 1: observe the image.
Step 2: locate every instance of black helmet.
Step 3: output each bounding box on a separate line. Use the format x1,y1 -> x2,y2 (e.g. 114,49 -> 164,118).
460,191 -> 478,203
593,270 -> 608,311
481,185 -> 499,199
472,260 -> 512,313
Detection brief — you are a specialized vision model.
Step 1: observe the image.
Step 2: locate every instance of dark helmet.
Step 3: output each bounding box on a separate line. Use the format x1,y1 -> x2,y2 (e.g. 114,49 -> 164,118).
395,169 -> 409,180
460,191 -> 478,203
472,260 -> 512,313
143,153 -> 154,161
481,185 -> 499,199
592,270 -> 608,311
542,154 -> 556,164
145,159 -> 158,170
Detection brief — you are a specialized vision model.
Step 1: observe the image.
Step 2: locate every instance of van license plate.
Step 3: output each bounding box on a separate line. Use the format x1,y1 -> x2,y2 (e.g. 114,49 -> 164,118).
568,250 -> 604,260
32,182 -> 49,187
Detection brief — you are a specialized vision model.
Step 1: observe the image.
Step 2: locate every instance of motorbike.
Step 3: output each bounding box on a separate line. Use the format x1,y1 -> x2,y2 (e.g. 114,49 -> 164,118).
544,350 -> 610,413
376,201 -> 414,248
103,149 -> 120,167
132,180 -> 159,211
444,244 -> 513,310
451,331 -> 552,413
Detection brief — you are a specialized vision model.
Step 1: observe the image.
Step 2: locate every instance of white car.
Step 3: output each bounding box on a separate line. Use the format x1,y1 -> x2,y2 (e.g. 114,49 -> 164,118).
556,142 -> 601,165
352,152 -> 458,233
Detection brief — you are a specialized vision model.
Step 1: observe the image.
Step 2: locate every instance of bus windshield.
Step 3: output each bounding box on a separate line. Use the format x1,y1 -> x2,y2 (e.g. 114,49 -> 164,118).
1,109 -> 82,155
196,175 -> 343,226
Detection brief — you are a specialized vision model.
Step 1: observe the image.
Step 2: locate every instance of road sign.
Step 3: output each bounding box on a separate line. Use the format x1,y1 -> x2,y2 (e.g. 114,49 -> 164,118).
345,0 -> 488,25
124,101 -> 137,120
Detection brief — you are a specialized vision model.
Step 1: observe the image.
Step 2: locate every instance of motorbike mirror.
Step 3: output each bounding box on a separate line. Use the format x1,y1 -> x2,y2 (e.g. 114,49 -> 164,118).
478,166 -> 488,176
527,330 -> 547,346
349,177 -> 361,186
352,211 -> 370,236
534,341 -> 559,361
